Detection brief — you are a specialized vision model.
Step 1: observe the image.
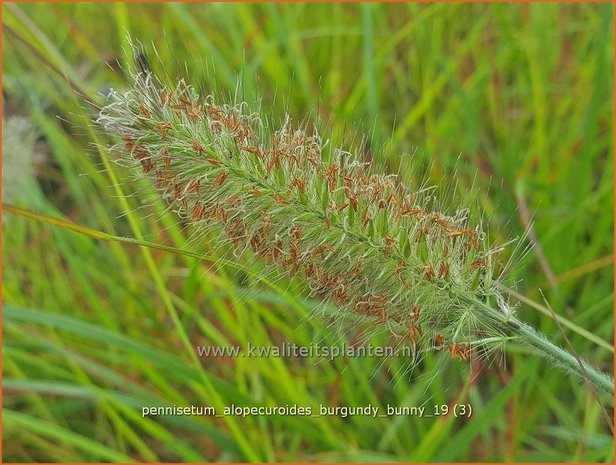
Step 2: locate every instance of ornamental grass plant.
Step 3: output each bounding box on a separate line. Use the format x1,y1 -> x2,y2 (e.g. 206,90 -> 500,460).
3,3 -> 613,462
98,69 -> 614,396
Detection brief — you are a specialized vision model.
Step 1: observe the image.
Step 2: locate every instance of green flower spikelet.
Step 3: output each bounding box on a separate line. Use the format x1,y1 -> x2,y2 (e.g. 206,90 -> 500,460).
98,72 -> 511,362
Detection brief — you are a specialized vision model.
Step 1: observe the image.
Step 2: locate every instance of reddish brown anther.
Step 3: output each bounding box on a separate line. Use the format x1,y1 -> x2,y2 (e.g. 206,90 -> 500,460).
192,141 -> 205,156
157,122 -> 172,140
191,204 -> 206,221
186,179 -> 200,193
423,265 -> 435,280
225,195 -> 242,205
291,225 -> 302,241
162,150 -> 171,169
138,103 -> 151,118
439,262 -> 449,279
336,202 -> 349,212
272,194 -> 291,205
242,146 -> 264,160
291,177 -> 306,194
449,343 -> 470,361
361,212 -> 372,229
384,234 -> 396,249
326,163 -> 338,191
349,196 -> 359,212
212,172 -> 229,187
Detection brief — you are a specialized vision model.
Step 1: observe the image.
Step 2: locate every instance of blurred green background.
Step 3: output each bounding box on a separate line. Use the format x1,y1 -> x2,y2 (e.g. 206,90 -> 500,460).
2,2 -> 614,462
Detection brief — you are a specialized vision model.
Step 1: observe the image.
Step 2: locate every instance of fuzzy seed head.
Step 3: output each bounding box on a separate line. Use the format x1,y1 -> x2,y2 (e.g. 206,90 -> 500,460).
98,72 -> 511,362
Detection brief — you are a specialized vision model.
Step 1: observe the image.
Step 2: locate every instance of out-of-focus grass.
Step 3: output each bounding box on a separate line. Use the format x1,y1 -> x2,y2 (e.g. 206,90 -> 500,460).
2,3 -> 614,462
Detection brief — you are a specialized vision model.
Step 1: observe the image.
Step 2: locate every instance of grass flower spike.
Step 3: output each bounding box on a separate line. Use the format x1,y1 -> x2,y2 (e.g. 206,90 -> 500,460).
98,71 -> 613,396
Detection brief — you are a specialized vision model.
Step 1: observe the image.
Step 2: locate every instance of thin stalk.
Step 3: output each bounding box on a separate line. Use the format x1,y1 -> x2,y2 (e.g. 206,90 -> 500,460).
508,317 -> 614,397
474,299 -> 614,397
